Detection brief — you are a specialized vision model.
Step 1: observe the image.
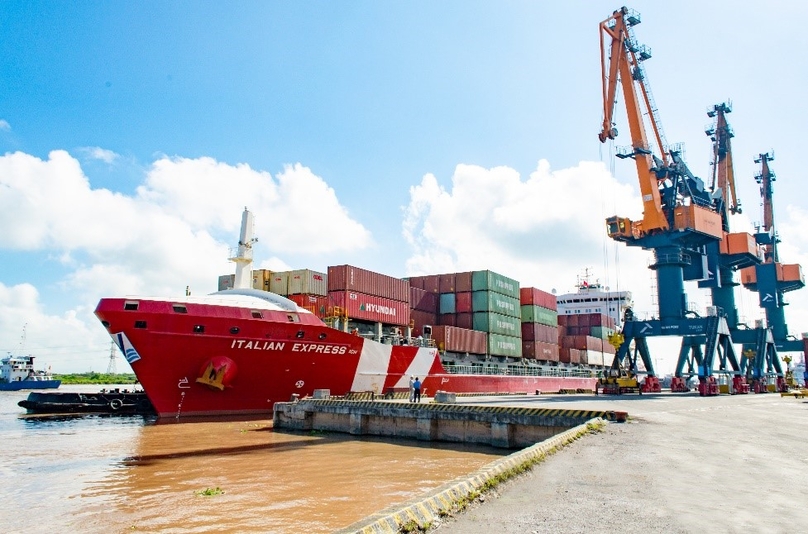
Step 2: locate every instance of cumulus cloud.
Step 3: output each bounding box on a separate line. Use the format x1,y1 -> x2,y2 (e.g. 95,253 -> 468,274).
0,119 -> 10,131
0,150 -> 374,370
82,146 -> 119,163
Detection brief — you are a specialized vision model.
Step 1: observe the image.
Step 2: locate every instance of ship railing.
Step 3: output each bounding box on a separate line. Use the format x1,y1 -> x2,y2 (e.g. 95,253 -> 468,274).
442,364 -> 596,378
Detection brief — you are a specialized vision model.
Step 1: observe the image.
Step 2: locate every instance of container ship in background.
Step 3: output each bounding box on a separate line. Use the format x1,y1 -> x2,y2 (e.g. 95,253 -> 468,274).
95,209 -> 613,419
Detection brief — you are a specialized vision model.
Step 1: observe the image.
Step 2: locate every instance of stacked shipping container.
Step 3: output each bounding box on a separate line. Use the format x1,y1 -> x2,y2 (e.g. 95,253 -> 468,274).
558,313 -> 616,366
327,265 -> 410,326
519,287 -> 559,362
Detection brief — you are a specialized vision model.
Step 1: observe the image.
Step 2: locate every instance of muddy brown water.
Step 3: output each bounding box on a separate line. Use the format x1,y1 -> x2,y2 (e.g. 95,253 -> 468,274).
1,386 -> 504,533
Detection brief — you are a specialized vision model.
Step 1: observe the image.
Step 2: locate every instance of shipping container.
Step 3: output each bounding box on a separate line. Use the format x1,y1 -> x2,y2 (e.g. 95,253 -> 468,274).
487,333 -> 523,358
471,270 -> 520,299
558,313 -> 579,327
455,271 -> 473,292
519,287 -> 557,311
672,204 -> 723,238
559,347 -> 581,364
720,232 -> 760,258
288,269 -> 327,296
438,314 -> 457,327
561,335 -> 602,352
431,325 -> 487,355
287,294 -> 329,318
471,291 -> 521,318
583,350 -> 606,367
521,341 -> 560,361
410,287 -> 439,313
217,274 -> 235,291
251,269 -> 272,291
410,310 -> 437,337
456,312 -> 473,330
269,272 -> 289,295
520,305 -> 558,326
455,291 -> 472,313
439,273 -> 457,294
439,293 -> 456,314
328,290 -> 410,326
589,325 -> 615,340
520,323 -> 559,344
473,312 -> 522,337
327,265 -> 409,302
408,274 -> 440,294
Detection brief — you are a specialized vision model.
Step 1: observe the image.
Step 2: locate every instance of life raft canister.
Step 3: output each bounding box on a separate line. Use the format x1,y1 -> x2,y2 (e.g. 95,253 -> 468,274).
195,356 -> 238,391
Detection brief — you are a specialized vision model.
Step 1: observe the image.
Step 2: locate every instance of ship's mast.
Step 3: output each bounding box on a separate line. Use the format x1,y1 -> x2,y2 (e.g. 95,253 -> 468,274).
230,208 -> 257,290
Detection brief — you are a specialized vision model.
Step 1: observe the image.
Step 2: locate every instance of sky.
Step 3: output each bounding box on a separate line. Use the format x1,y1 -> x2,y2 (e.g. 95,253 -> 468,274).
2,1 -> 808,374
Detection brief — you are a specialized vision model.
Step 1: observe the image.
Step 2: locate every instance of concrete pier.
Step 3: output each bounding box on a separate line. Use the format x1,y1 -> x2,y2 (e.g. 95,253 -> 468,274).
273,398 -> 625,449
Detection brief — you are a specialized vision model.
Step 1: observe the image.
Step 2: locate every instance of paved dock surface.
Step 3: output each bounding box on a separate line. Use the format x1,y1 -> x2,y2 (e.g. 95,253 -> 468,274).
432,392 -> 807,533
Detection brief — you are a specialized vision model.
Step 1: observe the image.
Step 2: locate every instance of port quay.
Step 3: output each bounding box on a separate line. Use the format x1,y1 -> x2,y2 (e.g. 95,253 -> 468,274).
273,391 -> 806,534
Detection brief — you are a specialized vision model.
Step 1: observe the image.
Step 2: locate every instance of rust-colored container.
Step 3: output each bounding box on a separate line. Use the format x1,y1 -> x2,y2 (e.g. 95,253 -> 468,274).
519,287 -> 558,311
287,294 -> 329,318
781,263 -> 804,283
410,310 -> 437,337
456,312 -> 473,330
672,204 -> 723,238
520,323 -> 559,344
561,335 -> 602,351
557,325 -> 567,338
327,265 -> 409,302
455,292 -> 472,313
414,275 -> 440,294
455,271 -> 473,292
720,232 -> 759,257
522,341 -> 560,361
559,347 -> 581,364
439,273 -> 456,294
328,290 -> 410,326
407,277 -> 424,290
410,287 -> 439,313
438,313 -> 457,327
431,325 -> 487,354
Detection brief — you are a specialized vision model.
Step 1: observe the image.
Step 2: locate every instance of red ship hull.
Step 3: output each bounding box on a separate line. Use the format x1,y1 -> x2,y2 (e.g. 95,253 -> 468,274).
95,292 -> 596,418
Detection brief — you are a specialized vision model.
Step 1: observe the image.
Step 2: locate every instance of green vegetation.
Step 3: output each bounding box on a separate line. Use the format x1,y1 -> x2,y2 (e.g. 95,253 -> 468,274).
195,487 -> 225,497
54,372 -> 138,384
399,520 -> 431,533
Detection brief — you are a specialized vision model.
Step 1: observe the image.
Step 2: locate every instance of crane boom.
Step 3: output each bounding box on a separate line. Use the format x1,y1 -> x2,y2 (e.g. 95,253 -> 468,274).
599,7 -> 668,234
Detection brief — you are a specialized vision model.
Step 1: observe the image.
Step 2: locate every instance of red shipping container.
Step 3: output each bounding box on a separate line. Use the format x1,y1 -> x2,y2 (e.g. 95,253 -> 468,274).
455,271 -> 473,292
561,313 -> 579,327
327,265 -> 409,302
410,286 -> 439,313
431,325 -> 487,354
519,287 -> 558,311
287,294 -> 329,318
559,347 -> 581,364
438,313 -> 457,327
456,312 -> 473,330
455,292 -> 472,313
410,310 -> 437,337
557,325 -> 567,338
328,290 -> 410,326
407,276 -> 424,290
439,273 -> 456,294
520,323 -> 559,344
522,341 -> 560,361
413,274 -> 440,294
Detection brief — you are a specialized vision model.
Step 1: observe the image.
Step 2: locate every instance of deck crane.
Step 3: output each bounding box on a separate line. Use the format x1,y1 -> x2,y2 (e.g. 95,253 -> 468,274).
739,153 -> 808,389
597,7 -> 738,396
694,103 -> 769,394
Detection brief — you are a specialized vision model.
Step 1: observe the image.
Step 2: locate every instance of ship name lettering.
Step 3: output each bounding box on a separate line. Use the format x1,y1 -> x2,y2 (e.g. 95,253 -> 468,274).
231,339 -> 286,351
292,343 -> 348,355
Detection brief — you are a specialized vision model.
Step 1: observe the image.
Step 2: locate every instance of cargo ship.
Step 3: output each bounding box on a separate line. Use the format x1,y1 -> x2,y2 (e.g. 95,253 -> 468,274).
94,210 -> 598,418
0,354 -> 61,391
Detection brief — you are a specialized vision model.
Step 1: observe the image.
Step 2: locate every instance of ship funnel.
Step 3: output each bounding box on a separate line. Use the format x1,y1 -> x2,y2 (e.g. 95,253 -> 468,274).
230,208 -> 257,289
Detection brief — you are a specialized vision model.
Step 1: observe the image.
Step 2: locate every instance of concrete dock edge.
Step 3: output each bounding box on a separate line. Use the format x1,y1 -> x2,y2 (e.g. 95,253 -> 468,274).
334,417 -> 605,534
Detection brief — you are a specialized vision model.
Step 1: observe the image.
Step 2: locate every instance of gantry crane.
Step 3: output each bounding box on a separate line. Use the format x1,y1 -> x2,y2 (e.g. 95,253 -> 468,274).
693,103 -> 771,394
739,153 -> 808,389
598,7 -> 739,396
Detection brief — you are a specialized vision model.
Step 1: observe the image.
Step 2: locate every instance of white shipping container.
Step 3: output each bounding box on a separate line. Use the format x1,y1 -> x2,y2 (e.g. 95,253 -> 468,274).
584,350 -> 606,367
269,272 -> 289,295
288,269 -> 327,296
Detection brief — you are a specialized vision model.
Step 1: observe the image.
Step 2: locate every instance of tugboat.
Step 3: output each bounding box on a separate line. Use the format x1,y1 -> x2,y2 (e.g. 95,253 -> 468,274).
0,354 -> 61,391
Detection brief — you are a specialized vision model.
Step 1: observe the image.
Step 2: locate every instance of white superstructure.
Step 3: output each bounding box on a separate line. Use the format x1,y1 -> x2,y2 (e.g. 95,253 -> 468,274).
556,270 -> 633,328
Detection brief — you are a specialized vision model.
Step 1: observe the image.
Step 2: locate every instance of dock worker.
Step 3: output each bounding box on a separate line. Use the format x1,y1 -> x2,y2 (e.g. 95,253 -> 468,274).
413,377 -> 422,403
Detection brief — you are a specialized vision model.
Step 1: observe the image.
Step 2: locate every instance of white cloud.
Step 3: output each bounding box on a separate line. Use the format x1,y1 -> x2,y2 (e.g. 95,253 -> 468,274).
0,119 -> 10,131
0,150 -> 374,371
85,147 -> 119,163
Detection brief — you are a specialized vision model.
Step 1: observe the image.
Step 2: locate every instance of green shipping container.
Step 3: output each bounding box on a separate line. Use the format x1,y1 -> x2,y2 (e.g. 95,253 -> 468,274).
471,291 -> 521,318
590,326 -> 615,340
520,305 -> 559,326
472,312 -> 522,337
487,333 -> 523,358
471,270 -> 520,299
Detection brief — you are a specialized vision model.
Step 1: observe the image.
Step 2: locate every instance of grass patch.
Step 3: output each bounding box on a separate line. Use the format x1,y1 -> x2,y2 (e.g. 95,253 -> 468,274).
399,519 -> 432,533
195,487 -> 225,497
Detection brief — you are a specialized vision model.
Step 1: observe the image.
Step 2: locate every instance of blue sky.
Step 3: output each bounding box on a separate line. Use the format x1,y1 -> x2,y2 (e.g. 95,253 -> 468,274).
2,1 -> 807,373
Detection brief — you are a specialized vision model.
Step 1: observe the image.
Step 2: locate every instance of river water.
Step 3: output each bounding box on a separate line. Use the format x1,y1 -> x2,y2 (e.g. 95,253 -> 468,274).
1,385 -> 504,533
